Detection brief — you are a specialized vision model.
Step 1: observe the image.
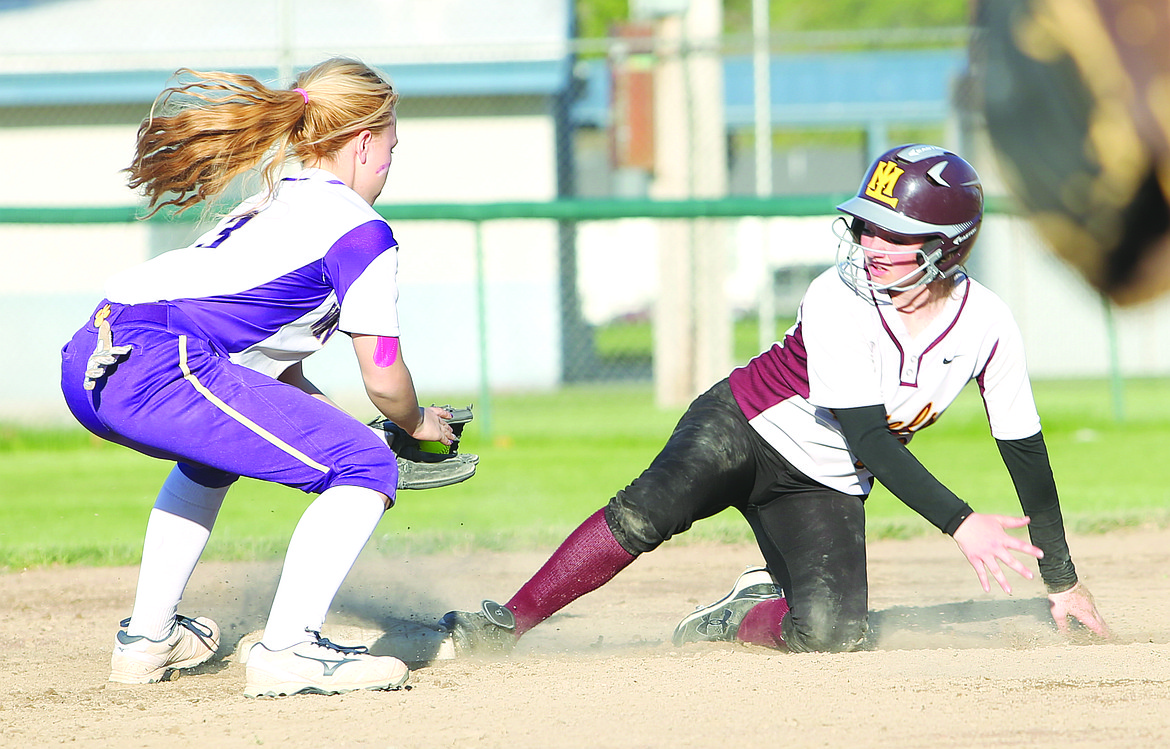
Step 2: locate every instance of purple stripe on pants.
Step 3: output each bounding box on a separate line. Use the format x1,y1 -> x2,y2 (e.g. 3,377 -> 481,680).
60,302 -> 397,499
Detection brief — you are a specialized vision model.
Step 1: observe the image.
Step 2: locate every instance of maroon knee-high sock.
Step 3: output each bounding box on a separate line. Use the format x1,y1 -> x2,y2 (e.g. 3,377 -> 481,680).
736,596 -> 790,650
506,508 -> 636,636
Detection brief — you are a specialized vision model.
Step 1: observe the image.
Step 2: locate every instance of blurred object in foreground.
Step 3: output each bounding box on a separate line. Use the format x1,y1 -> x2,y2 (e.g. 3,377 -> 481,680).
972,0 -> 1170,305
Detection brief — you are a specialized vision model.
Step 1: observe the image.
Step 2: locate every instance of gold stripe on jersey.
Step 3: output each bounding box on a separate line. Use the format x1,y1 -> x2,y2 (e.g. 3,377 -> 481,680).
176,335 -> 329,473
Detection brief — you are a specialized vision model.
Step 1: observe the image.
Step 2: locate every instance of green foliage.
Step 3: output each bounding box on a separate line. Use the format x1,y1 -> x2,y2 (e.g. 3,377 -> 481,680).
730,124 -> 947,153
577,0 -> 630,38
576,0 -> 971,38
2,378 -> 1168,571
749,0 -> 969,32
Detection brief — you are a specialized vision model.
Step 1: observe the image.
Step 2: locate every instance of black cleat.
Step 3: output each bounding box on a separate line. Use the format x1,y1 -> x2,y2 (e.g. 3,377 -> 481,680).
439,600 -> 517,656
672,567 -> 782,646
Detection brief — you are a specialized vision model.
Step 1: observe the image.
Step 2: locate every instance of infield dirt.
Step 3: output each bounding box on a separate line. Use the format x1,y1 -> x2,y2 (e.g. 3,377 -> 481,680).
2,526 -> 1168,748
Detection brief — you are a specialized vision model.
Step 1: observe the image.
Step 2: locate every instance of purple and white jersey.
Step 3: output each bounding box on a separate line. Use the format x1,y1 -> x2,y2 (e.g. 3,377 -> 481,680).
104,168 -> 398,378
729,268 -> 1041,495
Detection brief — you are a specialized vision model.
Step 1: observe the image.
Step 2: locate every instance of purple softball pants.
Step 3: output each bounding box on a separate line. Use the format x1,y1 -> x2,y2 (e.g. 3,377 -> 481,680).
60,301 -> 397,497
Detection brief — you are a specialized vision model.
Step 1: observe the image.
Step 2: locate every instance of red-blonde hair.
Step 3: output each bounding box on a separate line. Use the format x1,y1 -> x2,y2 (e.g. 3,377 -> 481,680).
126,57 -> 398,217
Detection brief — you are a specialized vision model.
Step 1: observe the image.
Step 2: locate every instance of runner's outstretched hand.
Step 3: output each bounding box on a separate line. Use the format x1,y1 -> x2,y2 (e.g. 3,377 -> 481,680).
1049,582 -> 1111,638
952,512 -> 1042,595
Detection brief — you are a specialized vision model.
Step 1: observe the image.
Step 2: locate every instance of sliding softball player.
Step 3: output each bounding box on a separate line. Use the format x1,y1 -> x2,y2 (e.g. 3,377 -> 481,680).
440,144 -> 1109,655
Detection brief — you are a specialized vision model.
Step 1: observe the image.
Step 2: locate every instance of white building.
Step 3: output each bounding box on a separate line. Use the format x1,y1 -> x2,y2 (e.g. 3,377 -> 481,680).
2,0 -> 1168,423
0,0 -> 576,420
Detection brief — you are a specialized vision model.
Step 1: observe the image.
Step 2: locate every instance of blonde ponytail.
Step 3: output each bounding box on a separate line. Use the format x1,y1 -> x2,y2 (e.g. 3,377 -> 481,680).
126,57 -> 397,218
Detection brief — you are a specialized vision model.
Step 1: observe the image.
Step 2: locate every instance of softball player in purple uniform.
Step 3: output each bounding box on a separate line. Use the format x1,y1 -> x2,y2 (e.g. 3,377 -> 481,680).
441,144 -> 1109,654
60,58 -> 455,697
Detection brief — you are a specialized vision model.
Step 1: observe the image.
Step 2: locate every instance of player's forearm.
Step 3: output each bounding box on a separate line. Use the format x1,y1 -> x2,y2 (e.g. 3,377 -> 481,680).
364,363 -> 424,433
352,334 -> 424,433
363,364 -> 423,433
997,432 -> 1078,592
834,405 -> 973,533
366,390 -> 424,434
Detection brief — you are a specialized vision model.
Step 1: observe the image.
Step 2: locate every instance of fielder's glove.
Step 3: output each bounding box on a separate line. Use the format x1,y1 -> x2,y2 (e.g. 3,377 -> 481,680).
972,0 -> 1170,305
369,405 -> 479,490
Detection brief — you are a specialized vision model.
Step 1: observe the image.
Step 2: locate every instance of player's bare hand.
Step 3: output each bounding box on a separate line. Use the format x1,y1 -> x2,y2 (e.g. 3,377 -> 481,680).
1049,582 -> 1111,638
411,406 -> 454,444
952,512 -> 1042,595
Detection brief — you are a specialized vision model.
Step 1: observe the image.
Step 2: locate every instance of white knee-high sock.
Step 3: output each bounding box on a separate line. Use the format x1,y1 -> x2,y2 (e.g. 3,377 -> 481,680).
260,485 -> 387,650
127,466 -> 228,640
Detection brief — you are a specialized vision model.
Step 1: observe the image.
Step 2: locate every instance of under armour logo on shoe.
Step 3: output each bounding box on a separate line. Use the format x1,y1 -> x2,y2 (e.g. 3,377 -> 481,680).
293,652 -> 360,677
696,608 -> 734,636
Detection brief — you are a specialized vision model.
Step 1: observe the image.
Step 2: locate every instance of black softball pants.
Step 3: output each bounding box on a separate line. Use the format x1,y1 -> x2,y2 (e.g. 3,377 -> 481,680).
604,378 -> 869,652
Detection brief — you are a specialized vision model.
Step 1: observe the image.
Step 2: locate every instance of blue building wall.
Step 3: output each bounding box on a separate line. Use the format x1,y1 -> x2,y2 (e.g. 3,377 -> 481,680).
3,48 -> 966,129
570,48 -> 966,129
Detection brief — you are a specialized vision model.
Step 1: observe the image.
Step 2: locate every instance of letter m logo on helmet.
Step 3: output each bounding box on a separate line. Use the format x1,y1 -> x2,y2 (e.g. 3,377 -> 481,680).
835,144 -> 985,294
864,161 -> 904,208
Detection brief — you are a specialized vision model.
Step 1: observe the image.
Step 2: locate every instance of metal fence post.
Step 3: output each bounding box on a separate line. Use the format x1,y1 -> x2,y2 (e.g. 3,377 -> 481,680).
474,219 -> 492,439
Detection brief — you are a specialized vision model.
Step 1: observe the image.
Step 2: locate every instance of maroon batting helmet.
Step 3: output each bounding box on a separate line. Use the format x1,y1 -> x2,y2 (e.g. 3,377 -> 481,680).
835,144 -> 984,293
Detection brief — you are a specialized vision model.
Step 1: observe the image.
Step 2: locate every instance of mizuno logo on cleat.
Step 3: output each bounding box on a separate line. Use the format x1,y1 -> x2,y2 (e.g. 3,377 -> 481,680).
294,652 -> 359,677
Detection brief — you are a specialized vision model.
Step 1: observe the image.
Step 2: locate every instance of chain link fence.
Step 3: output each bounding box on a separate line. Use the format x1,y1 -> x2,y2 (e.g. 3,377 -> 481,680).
0,1 -> 984,420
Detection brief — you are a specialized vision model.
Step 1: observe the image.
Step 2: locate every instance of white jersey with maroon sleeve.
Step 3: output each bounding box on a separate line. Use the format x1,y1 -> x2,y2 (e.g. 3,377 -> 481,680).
728,267 -> 1041,495
104,168 -> 399,378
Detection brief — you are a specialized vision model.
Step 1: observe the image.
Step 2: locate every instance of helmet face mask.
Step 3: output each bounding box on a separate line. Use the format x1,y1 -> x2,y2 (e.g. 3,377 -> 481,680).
834,217 -> 947,294
835,144 -> 983,296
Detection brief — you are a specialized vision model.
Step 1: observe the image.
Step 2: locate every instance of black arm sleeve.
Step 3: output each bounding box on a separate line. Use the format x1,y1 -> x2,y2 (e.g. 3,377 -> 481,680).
996,431 -> 1078,593
833,405 -> 974,535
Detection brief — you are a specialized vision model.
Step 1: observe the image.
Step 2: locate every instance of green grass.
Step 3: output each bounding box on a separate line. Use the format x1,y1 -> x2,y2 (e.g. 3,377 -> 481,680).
594,315 -> 798,365
3,378 -> 1169,571
0,385 -> 686,570
864,378 -> 1170,537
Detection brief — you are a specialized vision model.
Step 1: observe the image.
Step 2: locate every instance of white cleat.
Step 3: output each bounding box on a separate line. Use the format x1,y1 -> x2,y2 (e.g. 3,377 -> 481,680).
244,632 -> 409,698
109,615 -> 220,684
